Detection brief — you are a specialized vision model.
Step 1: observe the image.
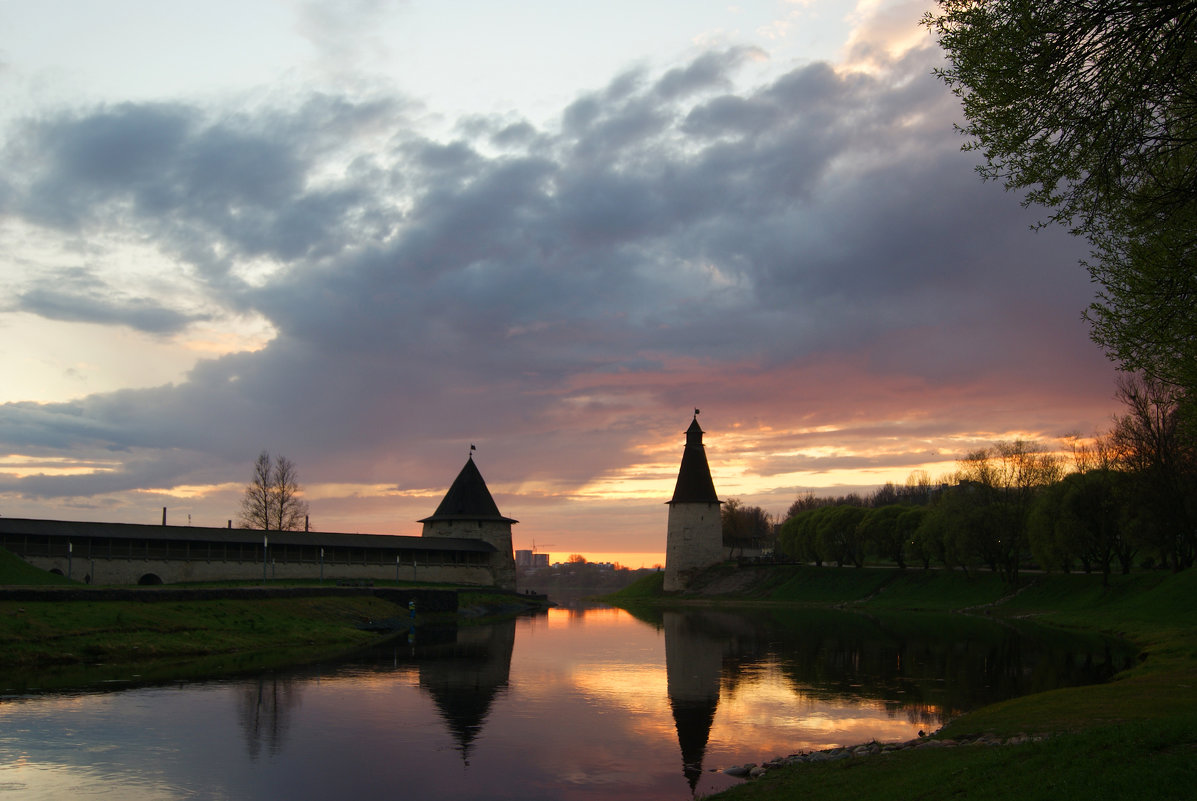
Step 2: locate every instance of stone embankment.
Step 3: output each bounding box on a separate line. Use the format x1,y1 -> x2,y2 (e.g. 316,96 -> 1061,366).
723,732 -> 1048,780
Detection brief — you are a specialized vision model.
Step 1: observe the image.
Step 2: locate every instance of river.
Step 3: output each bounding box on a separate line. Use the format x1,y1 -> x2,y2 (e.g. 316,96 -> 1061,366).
0,605 -> 1132,800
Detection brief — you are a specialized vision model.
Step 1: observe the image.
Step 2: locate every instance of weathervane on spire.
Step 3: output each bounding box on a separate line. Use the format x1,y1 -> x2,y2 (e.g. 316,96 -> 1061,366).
694,408 -> 700,417
469,443 -> 476,458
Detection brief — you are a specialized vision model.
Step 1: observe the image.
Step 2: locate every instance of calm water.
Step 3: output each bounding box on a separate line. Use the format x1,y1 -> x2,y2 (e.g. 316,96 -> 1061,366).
0,606 -> 1132,800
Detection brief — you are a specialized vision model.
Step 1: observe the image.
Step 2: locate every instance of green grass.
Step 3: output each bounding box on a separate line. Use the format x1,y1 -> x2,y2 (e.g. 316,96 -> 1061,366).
762,565 -> 894,602
717,717 -> 1197,801
605,570 -> 665,600
0,595 -> 401,691
0,547 -> 77,585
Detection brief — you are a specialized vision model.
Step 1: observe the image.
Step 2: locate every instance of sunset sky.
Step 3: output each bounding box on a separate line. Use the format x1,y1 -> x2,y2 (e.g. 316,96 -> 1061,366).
0,1 -> 1123,566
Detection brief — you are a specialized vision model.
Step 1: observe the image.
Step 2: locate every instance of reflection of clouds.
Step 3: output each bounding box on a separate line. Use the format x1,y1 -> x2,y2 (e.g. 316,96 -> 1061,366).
717,659 -> 922,750
0,750 -> 192,801
0,760 -> 181,801
568,665 -> 666,710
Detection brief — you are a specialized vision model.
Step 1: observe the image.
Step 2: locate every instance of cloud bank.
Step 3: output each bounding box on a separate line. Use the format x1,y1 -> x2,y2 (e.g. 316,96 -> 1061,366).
0,37 -> 1119,555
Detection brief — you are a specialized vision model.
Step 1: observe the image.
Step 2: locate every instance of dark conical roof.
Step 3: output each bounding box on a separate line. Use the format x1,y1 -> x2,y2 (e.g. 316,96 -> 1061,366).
418,456 -> 518,524
668,414 -> 720,504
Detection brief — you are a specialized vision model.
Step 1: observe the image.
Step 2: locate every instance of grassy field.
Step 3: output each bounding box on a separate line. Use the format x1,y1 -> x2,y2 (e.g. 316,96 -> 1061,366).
0,594 -> 405,692
608,565 -> 1197,801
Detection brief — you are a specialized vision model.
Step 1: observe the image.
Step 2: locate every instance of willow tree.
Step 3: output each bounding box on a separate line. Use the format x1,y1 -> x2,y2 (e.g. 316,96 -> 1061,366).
924,2 -> 1197,403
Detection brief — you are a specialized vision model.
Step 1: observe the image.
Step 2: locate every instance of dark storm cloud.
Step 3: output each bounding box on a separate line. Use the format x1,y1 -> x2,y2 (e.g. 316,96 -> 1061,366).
0,46 -> 1109,508
13,267 -> 208,335
6,96 -> 406,281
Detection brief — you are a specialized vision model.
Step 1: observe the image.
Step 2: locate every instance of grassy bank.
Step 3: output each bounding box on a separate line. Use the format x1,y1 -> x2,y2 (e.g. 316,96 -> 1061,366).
0,594 -> 404,692
608,565 -> 1197,801
0,546 -> 76,586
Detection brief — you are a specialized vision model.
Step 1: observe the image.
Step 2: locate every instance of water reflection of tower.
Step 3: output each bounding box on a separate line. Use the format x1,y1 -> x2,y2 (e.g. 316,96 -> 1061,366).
236,675 -> 302,761
664,610 -> 723,793
418,618 -> 516,766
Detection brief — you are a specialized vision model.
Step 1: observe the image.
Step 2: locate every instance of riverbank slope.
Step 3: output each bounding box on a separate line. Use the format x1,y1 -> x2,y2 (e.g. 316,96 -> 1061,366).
608,565 -> 1197,801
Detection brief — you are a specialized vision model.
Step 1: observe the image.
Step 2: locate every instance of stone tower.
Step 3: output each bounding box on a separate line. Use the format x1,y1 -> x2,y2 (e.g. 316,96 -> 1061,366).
664,411 -> 723,592
419,454 -> 517,591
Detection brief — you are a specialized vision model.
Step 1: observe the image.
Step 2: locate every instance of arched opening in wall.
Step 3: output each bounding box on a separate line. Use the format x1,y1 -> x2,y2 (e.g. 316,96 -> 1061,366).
138,573 -> 164,586
49,568 -> 64,576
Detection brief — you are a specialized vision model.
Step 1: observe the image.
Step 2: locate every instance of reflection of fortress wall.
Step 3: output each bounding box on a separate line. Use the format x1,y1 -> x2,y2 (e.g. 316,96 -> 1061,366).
664,415 -> 723,592
664,610 -> 724,791
418,618 -> 517,764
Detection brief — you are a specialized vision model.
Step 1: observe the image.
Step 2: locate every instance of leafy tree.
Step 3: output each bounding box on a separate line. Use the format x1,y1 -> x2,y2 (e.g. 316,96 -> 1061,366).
779,510 -> 824,566
1111,375 -> 1197,568
912,503 -> 950,570
239,450 -> 310,531
925,1 -> 1197,400
857,505 -> 908,568
955,441 -> 1064,580
786,492 -> 822,519
903,470 -> 934,506
817,505 -> 867,568
722,498 -> 774,558
896,507 -> 929,567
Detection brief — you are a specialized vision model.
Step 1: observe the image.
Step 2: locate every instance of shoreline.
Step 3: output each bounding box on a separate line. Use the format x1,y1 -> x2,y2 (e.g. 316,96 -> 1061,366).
603,565 -> 1197,801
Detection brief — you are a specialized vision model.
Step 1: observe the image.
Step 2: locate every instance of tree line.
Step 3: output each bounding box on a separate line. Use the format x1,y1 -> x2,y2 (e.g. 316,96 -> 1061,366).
775,376 -> 1196,583
914,2 -> 1197,580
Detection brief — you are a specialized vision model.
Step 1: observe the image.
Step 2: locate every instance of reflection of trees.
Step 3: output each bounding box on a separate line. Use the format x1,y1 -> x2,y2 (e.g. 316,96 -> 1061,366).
237,674 -> 303,761
663,608 -> 1134,736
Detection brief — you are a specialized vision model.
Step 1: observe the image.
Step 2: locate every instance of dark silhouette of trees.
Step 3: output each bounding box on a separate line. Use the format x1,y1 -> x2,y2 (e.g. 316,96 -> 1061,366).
1111,376 -> 1197,569
721,498 -> 774,558
239,450 -> 310,531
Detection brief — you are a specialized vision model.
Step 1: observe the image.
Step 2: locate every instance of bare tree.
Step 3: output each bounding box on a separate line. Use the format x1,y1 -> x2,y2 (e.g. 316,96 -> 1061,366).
240,451 -> 274,530
240,450 -> 310,531
270,456 -> 308,532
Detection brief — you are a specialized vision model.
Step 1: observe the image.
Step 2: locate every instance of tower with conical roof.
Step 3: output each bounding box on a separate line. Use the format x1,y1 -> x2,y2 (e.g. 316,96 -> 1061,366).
418,453 -> 517,591
664,411 -> 723,592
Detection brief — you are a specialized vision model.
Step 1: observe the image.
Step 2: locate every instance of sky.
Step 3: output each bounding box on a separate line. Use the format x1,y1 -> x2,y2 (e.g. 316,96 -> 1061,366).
0,0 -> 1124,567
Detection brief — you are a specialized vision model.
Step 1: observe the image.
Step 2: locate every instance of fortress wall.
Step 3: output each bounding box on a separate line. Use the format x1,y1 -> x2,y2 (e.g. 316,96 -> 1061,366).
421,519 -> 516,591
21,554 -> 495,587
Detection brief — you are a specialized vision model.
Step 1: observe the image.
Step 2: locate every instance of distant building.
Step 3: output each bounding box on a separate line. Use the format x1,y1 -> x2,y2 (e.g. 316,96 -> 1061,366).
515,549 -> 534,568
532,552 -> 549,569
663,411 -> 723,592
418,454 -> 518,591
